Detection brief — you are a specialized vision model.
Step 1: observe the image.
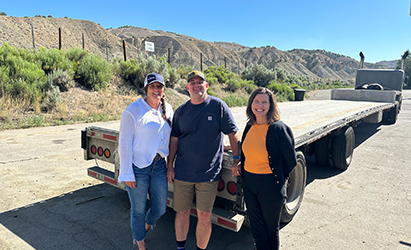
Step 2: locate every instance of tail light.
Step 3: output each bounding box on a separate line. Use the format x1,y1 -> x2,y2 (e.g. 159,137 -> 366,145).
227,181 -> 237,195
218,180 -> 225,192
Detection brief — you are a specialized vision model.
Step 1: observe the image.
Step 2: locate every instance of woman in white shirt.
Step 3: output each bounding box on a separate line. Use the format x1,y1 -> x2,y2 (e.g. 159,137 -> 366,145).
118,73 -> 173,250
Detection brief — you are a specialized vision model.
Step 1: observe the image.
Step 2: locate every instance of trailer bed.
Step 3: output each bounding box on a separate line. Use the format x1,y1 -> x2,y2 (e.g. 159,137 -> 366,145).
228,99 -> 393,148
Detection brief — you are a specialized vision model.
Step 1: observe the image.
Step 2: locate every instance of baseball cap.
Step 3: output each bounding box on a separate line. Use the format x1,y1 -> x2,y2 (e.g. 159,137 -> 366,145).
187,70 -> 206,82
144,73 -> 165,88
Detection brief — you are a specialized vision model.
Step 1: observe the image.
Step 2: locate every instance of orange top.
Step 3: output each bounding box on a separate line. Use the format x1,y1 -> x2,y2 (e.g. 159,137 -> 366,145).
243,124 -> 272,174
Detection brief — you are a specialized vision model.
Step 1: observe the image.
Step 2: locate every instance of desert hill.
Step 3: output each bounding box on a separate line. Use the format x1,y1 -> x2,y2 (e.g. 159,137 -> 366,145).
0,16 -> 398,82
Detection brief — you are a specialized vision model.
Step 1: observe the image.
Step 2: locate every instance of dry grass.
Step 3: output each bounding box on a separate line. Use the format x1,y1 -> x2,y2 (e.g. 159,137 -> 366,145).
0,77 -> 190,130
0,77 -> 253,130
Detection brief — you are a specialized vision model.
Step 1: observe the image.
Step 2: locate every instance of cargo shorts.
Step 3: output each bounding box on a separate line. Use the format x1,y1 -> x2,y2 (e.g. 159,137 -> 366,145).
173,179 -> 218,212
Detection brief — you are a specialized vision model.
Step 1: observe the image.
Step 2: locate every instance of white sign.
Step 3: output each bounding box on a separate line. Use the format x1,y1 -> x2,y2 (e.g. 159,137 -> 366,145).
145,41 -> 154,52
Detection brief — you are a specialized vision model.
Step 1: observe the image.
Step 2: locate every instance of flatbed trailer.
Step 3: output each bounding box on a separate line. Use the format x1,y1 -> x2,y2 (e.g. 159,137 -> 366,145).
81,89 -> 399,232
81,51 -> 407,232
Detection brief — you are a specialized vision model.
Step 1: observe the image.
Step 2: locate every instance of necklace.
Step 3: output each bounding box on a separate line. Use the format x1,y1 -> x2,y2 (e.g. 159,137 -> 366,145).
256,122 -> 267,125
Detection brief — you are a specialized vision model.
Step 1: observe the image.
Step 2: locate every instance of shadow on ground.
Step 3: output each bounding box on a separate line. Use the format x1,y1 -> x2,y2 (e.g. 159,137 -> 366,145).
0,183 -> 253,250
305,121 -> 382,186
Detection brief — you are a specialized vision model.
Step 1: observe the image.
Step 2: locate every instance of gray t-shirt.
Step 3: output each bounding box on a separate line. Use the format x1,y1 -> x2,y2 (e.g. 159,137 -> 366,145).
171,96 -> 238,182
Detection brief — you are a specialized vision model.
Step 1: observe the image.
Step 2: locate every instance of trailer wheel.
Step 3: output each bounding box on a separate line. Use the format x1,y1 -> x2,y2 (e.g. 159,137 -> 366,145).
281,151 -> 307,224
314,135 -> 332,167
331,126 -> 355,170
387,104 -> 399,125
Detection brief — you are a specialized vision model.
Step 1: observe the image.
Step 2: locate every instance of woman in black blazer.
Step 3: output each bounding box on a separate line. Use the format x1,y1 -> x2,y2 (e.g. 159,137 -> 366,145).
239,87 -> 297,250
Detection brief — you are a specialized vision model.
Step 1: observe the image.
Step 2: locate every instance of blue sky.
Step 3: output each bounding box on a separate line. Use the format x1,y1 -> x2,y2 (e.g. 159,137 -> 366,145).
2,0 -> 411,63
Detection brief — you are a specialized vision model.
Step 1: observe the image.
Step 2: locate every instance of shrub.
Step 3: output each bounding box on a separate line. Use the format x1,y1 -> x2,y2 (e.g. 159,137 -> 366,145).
0,45 -> 47,103
221,95 -> 248,107
225,78 -> 241,92
34,47 -> 73,77
46,69 -> 75,92
204,66 -> 230,83
65,48 -> 88,72
76,53 -> 112,91
267,82 -> 294,101
177,64 -> 193,79
242,63 -> 276,87
167,64 -> 179,88
117,59 -> 143,85
43,85 -> 61,111
240,79 -> 257,93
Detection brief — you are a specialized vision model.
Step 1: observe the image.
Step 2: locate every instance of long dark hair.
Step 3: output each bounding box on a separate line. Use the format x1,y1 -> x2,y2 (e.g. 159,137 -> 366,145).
160,96 -> 172,127
246,87 -> 280,125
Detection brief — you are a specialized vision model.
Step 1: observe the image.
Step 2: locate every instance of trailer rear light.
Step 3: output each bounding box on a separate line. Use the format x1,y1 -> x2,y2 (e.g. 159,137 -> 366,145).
218,180 -> 225,192
227,181 -> 237,195
104,149 -> 111,158
91,145 -> 97,154
98,147 -> 103,156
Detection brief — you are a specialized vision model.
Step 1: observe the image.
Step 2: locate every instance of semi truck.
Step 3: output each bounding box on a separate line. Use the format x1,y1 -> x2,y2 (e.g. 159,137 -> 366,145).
81,51 -> 408,232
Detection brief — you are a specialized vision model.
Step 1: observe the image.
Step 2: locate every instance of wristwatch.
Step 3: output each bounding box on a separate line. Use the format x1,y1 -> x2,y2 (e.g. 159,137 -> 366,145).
233,155 -> 240,160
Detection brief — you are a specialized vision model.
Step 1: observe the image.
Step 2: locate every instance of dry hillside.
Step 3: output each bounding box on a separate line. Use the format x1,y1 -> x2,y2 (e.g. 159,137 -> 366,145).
0,16 -> 398,81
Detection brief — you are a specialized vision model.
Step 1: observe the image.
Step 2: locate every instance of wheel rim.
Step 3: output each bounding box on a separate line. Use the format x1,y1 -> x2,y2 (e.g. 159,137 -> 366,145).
286,159 -> 304,212
345,129 -> 355,165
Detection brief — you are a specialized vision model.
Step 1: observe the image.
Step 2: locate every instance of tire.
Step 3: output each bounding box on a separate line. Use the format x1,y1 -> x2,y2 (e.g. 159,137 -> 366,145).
314,135 -> 332,167
331,126 -> 355,170
387,104 -> 399,125
281,151 -> 307,224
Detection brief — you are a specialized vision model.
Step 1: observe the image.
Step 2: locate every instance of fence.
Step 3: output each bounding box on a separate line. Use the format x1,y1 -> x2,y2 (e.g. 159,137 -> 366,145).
1,24 -> 247,75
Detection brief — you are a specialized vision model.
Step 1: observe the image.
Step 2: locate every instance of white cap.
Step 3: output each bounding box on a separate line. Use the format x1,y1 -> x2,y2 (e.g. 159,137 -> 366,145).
144,73 -> 165,88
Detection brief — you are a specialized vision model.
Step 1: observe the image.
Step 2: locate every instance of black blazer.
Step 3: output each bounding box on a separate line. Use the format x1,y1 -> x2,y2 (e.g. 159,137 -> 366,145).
240,121 -> 297,186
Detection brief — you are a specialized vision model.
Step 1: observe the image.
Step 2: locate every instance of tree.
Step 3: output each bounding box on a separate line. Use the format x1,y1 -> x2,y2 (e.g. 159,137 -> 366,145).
396,56 -> 411,89
242,63 -> 276,87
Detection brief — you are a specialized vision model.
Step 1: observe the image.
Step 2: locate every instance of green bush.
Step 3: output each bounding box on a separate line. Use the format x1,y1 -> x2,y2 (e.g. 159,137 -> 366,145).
117,59 -> 143,85
221,95 -> 248,107
240,79 -> 257,93
76,53 -> 113,91
166,64 -> 179,88
177,64 -> 193,79
45,69 -> 75,92
267,82 -> 294,101
204,66 -> 230,83
0,44 -> 47,103
43,85 -> 61,111
205,72 -> 218,84
242,63 -> 276,87
65,48 -> 88,72
34,47 -> 74,77
114,55 -> 180,89
225,78 -> 241,92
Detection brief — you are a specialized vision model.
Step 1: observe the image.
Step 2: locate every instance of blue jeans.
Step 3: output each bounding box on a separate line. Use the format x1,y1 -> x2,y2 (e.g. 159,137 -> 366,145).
126,158 -> 167,241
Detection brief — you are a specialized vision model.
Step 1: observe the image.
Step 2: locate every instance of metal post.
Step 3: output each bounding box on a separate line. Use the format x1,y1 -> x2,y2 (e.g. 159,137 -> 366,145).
229,62 -> 232,96
106,39 -> 109,61
168,48 -> 171,64
123,40 -> 127,61
31,24 -> 35,52
82,33 -> 85,50
200,53 -> 203,71
58,28 -> 62,50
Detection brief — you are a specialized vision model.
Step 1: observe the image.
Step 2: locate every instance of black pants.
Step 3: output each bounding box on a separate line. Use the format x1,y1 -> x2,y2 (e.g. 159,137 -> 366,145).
243,171 -> 286,250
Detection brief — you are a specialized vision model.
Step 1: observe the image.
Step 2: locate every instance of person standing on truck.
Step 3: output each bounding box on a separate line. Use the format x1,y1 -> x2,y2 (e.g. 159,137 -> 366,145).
167,70 -> 241,250
118,73 -> 173,250
240,87 -> 297,250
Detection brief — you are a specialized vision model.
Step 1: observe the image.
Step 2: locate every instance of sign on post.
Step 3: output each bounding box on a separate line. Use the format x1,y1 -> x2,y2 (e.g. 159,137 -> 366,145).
145,41 -> 154,52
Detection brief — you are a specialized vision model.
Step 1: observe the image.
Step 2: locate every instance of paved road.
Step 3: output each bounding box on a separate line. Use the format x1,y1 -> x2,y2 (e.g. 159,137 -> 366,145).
1,90 -> 410,250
